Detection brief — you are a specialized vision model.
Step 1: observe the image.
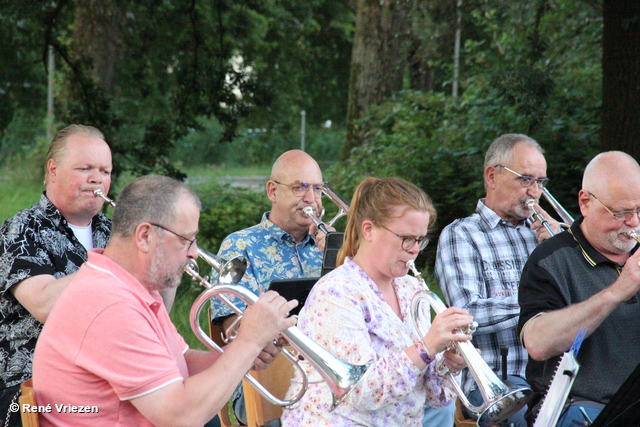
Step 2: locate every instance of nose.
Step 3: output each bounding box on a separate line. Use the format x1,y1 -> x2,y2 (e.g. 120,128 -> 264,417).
188,241 -> 199,259
405,240 -> 420,255
624,211 -> 640,228
301,187 -> 316,204
88,169 -> 102,184
526,184 -> 543,200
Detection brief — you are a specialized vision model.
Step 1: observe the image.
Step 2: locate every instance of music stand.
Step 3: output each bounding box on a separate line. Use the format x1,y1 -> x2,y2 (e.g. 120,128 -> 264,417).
321,232 -> 344,276
590,361 -> 640,427
268,277 -> 319,317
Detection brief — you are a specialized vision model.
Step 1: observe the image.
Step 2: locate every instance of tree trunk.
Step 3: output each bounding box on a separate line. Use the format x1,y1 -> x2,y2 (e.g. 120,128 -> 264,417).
343,0 -> 407,159
73,0 -> 123,96
601,0 -> 640,160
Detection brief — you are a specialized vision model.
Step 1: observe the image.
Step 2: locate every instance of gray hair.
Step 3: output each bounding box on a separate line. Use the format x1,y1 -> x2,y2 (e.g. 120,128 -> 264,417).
484,134 -> 544,169
44,124 -> 106,185
111,175 -> 201,237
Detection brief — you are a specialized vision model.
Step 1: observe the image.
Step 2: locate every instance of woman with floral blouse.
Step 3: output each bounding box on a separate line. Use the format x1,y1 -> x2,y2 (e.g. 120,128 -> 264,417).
282,177 -> 474,426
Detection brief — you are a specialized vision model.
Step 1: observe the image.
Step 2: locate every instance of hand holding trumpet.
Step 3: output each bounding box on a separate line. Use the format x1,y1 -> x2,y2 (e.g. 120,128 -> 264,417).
302,206 -> 336,252
237,291 -> 299,370
527,199 -> 562,242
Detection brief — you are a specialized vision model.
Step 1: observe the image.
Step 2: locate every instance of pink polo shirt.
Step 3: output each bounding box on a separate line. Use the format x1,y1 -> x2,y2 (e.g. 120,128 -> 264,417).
33,250 -> 189,426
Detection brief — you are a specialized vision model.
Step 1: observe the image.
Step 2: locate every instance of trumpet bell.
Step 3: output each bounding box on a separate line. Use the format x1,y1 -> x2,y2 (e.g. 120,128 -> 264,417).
476,386 -> 533,427
196,247 -> 247,287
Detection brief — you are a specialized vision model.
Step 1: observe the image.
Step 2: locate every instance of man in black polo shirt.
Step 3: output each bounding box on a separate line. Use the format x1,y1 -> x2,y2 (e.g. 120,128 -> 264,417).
0,125 -> 112,426
517,151 -> 640,426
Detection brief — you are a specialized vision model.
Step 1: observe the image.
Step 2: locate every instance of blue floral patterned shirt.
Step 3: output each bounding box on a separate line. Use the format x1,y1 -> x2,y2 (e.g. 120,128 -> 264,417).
211,212 -> 323,319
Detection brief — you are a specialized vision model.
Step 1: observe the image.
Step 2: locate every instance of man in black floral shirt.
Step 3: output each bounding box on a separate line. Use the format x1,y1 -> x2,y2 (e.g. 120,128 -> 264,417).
0,124 -> 112,426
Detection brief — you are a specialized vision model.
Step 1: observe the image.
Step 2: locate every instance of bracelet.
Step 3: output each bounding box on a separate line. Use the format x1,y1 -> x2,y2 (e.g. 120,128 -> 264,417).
414,340 -> 433,365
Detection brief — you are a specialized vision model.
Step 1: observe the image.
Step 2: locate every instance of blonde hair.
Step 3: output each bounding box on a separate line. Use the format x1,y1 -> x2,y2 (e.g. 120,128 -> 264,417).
336,177 -> 437,266
44,124 -> 106,185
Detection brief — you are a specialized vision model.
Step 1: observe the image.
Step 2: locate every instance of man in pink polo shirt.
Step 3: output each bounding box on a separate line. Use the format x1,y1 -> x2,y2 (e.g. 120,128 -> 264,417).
33,175 -> 298,427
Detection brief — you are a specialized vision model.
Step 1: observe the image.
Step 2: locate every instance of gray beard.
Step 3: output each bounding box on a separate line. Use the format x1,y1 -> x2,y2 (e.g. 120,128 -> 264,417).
147,245 -> 185,291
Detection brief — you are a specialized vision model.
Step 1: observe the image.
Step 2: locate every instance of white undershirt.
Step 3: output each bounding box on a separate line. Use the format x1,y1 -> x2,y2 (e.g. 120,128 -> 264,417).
68,222 -> 94,250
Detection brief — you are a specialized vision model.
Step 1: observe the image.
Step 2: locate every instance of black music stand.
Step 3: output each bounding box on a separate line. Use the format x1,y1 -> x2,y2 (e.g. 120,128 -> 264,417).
268,277 -> 319,317
321,232 -> 344,276
590,361 -> 640,427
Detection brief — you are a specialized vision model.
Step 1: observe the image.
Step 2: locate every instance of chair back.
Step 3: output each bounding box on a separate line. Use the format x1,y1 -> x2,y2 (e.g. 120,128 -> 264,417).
18,378 -> 40,427
454,398 -> 500,427
242,350 -> 294,426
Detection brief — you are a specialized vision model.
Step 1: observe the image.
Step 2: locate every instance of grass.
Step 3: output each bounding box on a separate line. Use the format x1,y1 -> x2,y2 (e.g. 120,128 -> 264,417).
0,161 -> 45,222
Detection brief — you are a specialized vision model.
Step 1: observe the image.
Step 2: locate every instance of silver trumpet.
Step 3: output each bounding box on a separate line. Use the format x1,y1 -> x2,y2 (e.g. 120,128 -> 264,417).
94,187 -> 372,409
185,261 -> 372,410
321,180 -> 350,228
542,188 -> 574,227
302,206 -> 330,235
526,189 -> 575,237
94,189 -> 115,207
527,199 -> 556,236
301,181 -> 351,235
407,260 -> 532,427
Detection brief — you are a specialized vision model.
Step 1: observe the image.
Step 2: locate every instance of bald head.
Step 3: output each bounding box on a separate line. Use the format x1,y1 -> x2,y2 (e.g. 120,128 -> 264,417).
270,150 -> 322,182
266,150 -> 323,240
583,151 -> 640,194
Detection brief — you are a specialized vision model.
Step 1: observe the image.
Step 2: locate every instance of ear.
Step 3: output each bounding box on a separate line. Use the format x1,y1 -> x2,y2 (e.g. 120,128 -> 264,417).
266,180 -> 278,204
134,223 -> 153,254
484,165 -> 497,190
577,189 -> 591,217
47,159 -> 57,183
361,219 -> 375,243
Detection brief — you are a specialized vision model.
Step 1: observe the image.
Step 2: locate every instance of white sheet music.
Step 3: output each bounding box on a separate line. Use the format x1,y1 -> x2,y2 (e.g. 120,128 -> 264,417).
533,352 -> 580,427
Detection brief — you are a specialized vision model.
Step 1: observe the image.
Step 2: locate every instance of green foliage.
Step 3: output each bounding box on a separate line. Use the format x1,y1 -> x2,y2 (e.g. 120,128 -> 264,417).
171,115 -> 345,167
191,181 -> 270,257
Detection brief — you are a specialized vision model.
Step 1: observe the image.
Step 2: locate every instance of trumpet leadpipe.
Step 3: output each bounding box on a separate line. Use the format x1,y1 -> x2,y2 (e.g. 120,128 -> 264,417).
527,199 -> 555,236
94,189 -> 116,207
302,206 -> 330,235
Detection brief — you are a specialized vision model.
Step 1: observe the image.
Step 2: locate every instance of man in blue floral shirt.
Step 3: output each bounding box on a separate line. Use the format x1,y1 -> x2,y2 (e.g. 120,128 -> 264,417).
212,149 -> 327,426
0,125 -> 112,427
212,150 -> 326,321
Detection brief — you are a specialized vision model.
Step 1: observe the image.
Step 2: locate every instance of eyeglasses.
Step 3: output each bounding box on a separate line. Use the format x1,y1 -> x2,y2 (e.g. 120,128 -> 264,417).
150,223 -> 197,251
495,165 -> 550,189
588,192 -> 640,222
274,181 -> 323,197
378,224 -> 430,251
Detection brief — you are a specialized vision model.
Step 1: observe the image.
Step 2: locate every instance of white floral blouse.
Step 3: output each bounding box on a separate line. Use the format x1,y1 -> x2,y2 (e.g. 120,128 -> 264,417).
281,258 -> 456,427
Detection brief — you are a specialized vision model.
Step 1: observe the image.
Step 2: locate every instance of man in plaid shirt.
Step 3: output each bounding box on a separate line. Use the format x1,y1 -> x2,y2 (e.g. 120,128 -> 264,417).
435,134 -> 560,427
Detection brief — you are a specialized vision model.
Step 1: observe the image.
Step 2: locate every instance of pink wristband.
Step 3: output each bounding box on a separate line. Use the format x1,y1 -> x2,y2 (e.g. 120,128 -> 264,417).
414,340 -> 433,365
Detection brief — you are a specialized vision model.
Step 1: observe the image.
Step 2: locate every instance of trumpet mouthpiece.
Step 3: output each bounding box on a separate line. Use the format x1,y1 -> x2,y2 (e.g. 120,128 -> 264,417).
628,230 -> 640,244
302,206 -> 315,217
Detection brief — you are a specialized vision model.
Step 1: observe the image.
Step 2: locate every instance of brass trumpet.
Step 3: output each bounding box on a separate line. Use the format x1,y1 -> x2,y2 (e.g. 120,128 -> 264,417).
407,260 -> 532,427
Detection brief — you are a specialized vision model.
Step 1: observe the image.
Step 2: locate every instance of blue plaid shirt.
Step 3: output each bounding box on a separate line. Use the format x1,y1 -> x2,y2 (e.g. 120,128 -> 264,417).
435,199 -> 536,394
211,212 -> 323,319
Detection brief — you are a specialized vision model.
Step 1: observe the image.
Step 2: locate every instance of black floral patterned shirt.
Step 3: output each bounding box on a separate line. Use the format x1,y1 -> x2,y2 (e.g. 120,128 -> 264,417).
0,193 -> 111,388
